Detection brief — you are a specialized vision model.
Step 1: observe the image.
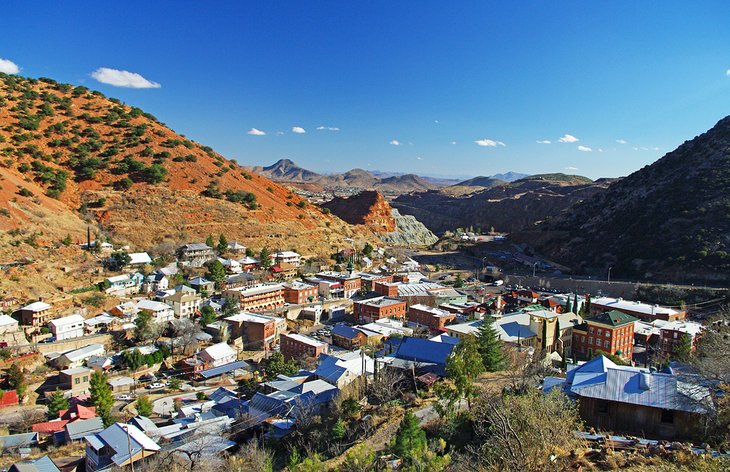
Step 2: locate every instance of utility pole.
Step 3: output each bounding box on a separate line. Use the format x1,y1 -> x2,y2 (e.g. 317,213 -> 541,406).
607,266 -> 613,283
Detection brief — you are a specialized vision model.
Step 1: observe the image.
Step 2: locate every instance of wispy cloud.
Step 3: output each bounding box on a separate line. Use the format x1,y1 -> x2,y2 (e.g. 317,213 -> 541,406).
475,139 -> 506,147
565,166 -> 579,171
389,140 -> 401,146
247,128 -> 266,136
291,126 -> 306,134
558,134 -> 579,143
416,156 -> 424,160
91,67 -> 160,88
615,139 -> 627,145
726,69 -> 730,77
0,58 -> 20,74
536,139 -> 551,144
450,141 -> 457,145
316,126 -> 339,131
577,145 -> 592,152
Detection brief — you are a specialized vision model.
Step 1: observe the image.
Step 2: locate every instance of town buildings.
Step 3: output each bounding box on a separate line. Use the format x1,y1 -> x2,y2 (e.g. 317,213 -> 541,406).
590,297 -> 685,322
224,284 -> 284,312
17,301 -> 52,328
49,314 -> 85,341
282,281 -> 319,305
136,299 -> 175,324
59,367 -> 92,396
573,310 -> 637,361
281,333 -> 328,360
224,312 -> 284,350
407,304 -> 456,330
162,290 -> 201,318
177,243 -> 216,268
198,342 -> 237,368
315,271 -> 362,298
354,296 -> 407,323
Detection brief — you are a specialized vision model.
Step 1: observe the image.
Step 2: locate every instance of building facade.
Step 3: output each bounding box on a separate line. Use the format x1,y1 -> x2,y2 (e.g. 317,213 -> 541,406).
354,297 -> 407,323
573,310 -> 637,361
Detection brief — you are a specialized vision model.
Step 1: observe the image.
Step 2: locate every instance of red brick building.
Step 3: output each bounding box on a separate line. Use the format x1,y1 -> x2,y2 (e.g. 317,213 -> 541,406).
316,271 -> 362,298
407,304 -> 456,330
224,312 -> 279,350
224,284 -> 285,311
573,310 -> 637,361
590,297 -> 686,322
280,333 -> 327,360
282,282 -> 319,305
360,273 -> 394,292
354,296 -> 407,323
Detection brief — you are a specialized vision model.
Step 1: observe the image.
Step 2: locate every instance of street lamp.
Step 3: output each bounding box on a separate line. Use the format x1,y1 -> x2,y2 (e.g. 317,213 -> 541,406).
607,266 -> 613,283
532,262 -> 538,278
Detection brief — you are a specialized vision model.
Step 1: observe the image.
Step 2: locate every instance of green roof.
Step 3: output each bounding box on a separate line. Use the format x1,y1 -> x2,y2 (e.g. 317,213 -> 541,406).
587,310 -> 637,327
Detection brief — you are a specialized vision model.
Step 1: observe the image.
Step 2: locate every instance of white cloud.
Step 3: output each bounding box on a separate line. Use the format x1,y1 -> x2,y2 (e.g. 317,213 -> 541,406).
536,139 -> 551,144
577,145 -> 592,152
598,148 -> 604,152
90,67 -> 160,88
291,126 -> 306,134
616,139 -> 627,145
633,147 -> 639,151
726,69 -> 730,77
434,120 -> 439,124
247,128 -> 266,136
0,58 -> 20,74
558,134 -> 579,143
475,139 -> 506,147
389,140 -> 401,146
565,166 -> 579,170
316,126 -> 339,131
652,146 -> 660,151
450,141 -> 457,145
416,156 -> 423,160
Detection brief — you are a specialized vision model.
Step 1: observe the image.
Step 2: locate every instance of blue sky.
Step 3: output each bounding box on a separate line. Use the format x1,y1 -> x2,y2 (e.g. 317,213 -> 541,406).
3,1 -> 730,179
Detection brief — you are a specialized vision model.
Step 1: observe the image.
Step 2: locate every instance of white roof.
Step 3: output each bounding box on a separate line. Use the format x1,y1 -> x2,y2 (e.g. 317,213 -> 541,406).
225,312 -> 273,324
61,366 -> 92,375
22,301 -> 52,312
591,297 -> 680,317
271,251 -> 300,258
237,256 -> 259,264
107,274 -> 131,283
661,320 -> 703,337
49,314 -> 85,327
122,423 -> 161,451
229,283 -> 283,296
129,252 -> 152,265
202,342 -> 236,360
61,344 -> 105,361
0,315 -> 18,327
284,332 -> 326,348
136,299 -> 171,312
409,304 -> 453,318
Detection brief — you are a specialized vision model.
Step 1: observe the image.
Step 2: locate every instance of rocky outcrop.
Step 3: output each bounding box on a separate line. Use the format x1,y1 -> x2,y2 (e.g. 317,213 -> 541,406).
322,191 -> 396,232
381,209 -> 439,247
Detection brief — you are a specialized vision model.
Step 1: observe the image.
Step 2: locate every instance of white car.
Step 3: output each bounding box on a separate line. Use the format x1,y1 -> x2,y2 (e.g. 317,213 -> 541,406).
145,382 -> 166,390
116,394 -> 134,401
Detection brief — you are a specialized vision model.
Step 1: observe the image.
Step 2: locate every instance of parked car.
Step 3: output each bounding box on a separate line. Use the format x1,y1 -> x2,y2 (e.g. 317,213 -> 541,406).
145,382 -> 166,390
116,394 -> 134,401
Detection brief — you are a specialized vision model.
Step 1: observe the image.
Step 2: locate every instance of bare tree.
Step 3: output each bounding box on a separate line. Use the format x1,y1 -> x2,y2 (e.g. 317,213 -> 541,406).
174,434 -> 230,471
172,319 -> 201,356
367,365 -> 406,404
503,347 -> 552,393
228,440 -> 273,472
11,408 -> 45,433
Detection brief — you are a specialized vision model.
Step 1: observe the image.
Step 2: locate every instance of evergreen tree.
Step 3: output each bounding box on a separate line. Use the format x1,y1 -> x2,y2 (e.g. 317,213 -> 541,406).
134,311 -> 155,342
331,418 -> 346,441
47,389 -> 69,420
7,364 -> 27,398
393,411 -> 427,460
121,348 -> 146,371
90,371 -> 114,426
206,259 -> 227,289
446,335 -> 485,407
205,234 -> 214,248
565,298 -> 572,313
542,320 -> 548,350
260,247 -> 272,269
136,395 -> 153,417
217,233 -> 228,253
222,296 -> 240,318
573,293 -> 579,314
673,333 -> 693,362
62,234 -> 72,246
199,305 -> 217,327
476,317 -> 505,371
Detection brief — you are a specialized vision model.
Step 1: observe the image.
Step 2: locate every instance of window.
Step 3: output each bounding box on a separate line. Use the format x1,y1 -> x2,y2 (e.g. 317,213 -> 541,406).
83,376 -> 89,382
660,409 -> 674,424
597,329 -> 602,336
74,378 -> 80,384
589,327 -> 594,334
604,341 -> 609,349
581,336 -> 585,343
588,337 -> 593,345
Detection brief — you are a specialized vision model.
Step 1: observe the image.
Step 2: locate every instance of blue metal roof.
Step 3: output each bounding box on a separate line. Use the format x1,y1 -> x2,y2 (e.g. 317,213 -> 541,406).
8,455 -> 60,472
0,432 -> 38,449
331,324 -> 361,339
393,336 -> 454,366
65,417 -> 104,440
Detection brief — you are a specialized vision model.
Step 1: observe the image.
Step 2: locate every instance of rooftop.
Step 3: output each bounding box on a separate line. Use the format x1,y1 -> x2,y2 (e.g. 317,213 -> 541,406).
49,314 -> 85,328
356,296 -> 405,308
21,301 -> 52,312
228,283 -> 283,296
591,297 -> 681,317
284,332 -> 326,348
409,304 -> 453,318
224,312 -> 275,324
588,310 -> 639,327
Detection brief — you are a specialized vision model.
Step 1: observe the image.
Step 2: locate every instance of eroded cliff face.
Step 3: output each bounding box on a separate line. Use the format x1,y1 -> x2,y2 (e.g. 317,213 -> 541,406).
381,209 -> 439,247
322,191 -> 396,233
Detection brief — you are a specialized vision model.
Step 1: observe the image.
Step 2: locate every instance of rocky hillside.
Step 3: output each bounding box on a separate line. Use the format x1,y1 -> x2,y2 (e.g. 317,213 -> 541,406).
321,191 -> 396,232
0,74 -> 373,296
249,159 -> 445,195
393,174 -> 613,234
322,191 -> 437,246
524,116 -> 730,283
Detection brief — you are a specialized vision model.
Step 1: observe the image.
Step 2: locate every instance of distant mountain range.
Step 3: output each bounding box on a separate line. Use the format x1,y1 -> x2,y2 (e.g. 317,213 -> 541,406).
522,116 -> 730,284
392,173 -> 614,234
248,159 -> 529,195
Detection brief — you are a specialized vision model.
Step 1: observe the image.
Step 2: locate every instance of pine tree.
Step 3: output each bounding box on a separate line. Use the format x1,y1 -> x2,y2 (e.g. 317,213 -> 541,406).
393,411 -> 427,460
260,247 -> 272,269
136,395 -> 153,417
205,234 -> 214,248
7,364 -> 27,398
90,371 -> 114,426
206,259 -> 227,289
331,418 -> 346,441
541,320 -> 548,350
217,234 -> 228,253
573,294 -> 579,314
672,333 -> 693,363
476,317 -> 505,371
47,389 -> 69,420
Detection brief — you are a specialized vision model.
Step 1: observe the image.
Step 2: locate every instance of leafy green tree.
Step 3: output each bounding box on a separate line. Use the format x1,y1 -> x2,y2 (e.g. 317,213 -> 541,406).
205,234 -> 214,248
477,317 -> 505,371
245,247 -> 254,257
260,247 -> 272,269
121,348 -> 146,371
106,251 -> 131,271
217,234 -> 228,253
90,371 -> 114,426
134,311 -> 156,342
206,259 -> 227,289
340,444 -> 375,472
62,234 -> 72,246
199,305 -> 217,327
446,335 -> 485,407
222,296 -> 240,318
136,395 -> 153,417
673,333 -> 693,362
266,351 -> 299,377
362,243 -> 374,257
168,377 -> 182,391
331,418 -> 346,441
47,388 -> 69,419
393,411 -> 427,461
7,364 -> 26,398
453,274 -> 465,288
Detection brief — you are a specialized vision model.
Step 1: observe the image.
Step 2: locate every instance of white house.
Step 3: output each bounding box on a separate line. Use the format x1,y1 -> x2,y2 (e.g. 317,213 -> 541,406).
136,299 -> 175,324
270,251 -> 301,267
56,344 -> 106,369
198,342 -> 236,368
128,252 -> 153,266
49,314 -> 86,340
163,290 -> 201,318
0,314 -> 19,334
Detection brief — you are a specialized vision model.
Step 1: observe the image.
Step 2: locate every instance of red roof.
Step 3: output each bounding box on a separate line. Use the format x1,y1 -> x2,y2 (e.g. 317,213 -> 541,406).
0,390 -> 19,408
271,266 -> 283,273
59,404 -> 97,420
33,419 -> 69,434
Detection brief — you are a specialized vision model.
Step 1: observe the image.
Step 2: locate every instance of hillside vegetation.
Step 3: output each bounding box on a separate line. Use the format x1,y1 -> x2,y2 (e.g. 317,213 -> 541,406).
526,115 -> 730,283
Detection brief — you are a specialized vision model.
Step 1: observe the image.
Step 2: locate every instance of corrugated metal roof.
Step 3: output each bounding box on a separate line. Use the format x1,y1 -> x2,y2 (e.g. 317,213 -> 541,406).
8,455 -> 60,472
65,417 -> 104,440
198,360 -> 250,379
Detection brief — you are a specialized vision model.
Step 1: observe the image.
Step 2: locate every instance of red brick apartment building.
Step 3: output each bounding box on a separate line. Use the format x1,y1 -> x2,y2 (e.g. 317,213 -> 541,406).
590,297 -> 685,322
359,273 -> 394,292
573,310 -> 637,361
407,304 -> 456,330
224,284 -> 284,311
282,282 -> 319,305
316,271 -> 362,298
224,312 -> 278,350
354,296 -> 407,323
280,333 -> 327,360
